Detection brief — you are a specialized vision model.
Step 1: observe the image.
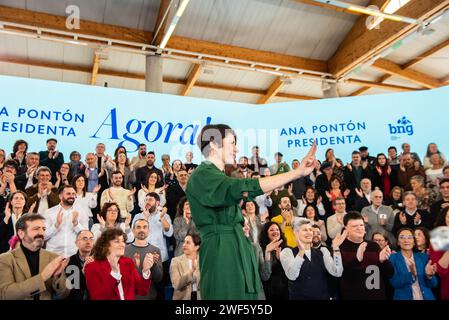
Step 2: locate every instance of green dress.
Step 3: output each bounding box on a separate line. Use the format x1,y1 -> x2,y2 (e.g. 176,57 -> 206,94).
186,160 -> 264,299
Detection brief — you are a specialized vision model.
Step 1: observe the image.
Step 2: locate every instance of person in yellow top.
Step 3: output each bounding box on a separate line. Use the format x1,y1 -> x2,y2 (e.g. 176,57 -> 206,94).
271,196 -> 297,248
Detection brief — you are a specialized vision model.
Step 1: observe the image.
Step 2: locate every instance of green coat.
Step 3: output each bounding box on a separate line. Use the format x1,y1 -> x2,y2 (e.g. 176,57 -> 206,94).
186,161 -> 264,299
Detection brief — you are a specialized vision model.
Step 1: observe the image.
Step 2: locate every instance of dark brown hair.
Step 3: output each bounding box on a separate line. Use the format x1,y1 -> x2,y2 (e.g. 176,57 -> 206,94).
99,202 -> 121,225
72,174 -> 87,197
7,190 -> 28,211
16,214 -> 45,232
92,228 -> 127,260
197,124 -> 236,156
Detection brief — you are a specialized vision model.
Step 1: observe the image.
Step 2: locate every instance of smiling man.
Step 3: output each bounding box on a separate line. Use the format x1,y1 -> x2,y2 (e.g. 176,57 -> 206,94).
339,211 -> 394,300
186,124 -> 317,300
0,214 -> 69,300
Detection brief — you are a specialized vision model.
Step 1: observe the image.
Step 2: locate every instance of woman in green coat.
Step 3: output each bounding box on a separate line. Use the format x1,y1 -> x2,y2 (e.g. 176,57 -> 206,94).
186,124 -> 317,299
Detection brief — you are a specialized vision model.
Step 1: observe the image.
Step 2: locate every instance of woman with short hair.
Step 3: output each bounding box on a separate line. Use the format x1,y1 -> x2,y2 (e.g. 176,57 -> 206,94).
84,228 -> 153,300
170,233 -> 201,300
389,228 -> 437,300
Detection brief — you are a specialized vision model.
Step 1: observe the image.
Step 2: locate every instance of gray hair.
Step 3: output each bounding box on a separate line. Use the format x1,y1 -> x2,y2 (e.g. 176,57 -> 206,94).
410,175 -> 425,186
370,189 -> 383,200
292,217 -> 311,232
403,191 -> 417,201
35,166 -> 52,177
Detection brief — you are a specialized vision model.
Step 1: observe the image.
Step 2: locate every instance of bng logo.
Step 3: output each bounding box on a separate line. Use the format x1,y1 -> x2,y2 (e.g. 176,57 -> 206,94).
388,116 -> 414,140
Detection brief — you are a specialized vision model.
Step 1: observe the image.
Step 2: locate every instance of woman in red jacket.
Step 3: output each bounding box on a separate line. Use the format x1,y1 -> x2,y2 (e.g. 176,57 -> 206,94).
84,228 -> 153,300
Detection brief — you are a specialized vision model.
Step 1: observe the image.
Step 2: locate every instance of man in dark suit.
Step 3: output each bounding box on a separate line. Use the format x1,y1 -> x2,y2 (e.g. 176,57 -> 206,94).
39,138 -> 64,184
0,214 -> 69,300
166,169 -> 189,220
65,230 -> 94,300
15,152 -> 40,191
359,146 -> 376,169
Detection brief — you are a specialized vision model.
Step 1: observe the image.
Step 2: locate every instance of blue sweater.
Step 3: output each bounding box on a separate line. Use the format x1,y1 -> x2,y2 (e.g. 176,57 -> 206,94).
389,251 -> 438,300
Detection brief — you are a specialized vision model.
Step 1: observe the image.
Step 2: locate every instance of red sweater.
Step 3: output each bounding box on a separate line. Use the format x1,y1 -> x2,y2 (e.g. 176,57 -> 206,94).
84,256 -> 151,300
429,245 -> 449,300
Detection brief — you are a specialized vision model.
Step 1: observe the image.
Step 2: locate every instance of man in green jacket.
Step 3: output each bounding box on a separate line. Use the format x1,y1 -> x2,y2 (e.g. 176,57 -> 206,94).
186,124 -> 317,299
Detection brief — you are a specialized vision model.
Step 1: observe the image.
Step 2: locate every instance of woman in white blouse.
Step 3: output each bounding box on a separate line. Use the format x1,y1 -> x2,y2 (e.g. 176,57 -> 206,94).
72,174 -> 99,229
137,172 -> 166,211
91,202 -> 134,243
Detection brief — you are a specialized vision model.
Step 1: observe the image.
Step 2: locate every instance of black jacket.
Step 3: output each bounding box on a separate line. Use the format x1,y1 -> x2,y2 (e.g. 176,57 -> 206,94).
65,252 -> 90,300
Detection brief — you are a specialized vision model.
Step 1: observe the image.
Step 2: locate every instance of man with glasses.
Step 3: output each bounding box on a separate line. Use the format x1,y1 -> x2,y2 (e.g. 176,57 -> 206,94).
361,190 -> 395,246
327,197 -> 347,239
65,230 -> 94,300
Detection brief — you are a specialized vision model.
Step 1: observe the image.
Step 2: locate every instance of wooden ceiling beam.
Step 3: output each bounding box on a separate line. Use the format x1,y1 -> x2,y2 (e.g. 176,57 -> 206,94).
257,77 -> 284,104
350,37 -> 449,94
0,5 -> 327,74
0,55 -> 318,101
344,78 -> 419,91
328,0 -> 449,77
90,52 -> 100,85
181,63 -> 202,96
440,74 -> 449,85
152,0 -> 171,45
372,58 -> 442,88
291,0 -> 361,15
349,87 -> 372,96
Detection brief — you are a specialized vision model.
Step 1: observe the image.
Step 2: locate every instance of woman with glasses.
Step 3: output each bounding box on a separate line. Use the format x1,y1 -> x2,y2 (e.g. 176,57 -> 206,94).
371,232 -> 390,250
389,227 -> 438,300
91,202 -> 134,243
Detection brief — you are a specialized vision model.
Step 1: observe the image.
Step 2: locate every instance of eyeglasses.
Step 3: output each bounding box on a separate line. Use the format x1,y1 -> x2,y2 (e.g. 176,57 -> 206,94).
399,235 -> 414,240
80,237 -> 94,242
107,209 -> 119,213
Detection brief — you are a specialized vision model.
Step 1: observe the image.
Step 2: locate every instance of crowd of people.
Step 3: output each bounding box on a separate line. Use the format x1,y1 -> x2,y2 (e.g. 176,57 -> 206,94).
0,137 -> 448,300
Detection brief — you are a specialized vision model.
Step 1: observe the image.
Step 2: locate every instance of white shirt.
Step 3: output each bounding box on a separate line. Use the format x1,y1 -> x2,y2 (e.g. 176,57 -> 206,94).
298,201 -> 326,217
91,222 -> 135,243
188,259 -> 198,292
280,246 -> 343,281
137,188 -> 166,212
44,204 -> 89,257
132,209 -> 173,262
11,213 -> 23,235
110,264 -> 151,300
73,192 -> 97,218
364,192 -> 372,204
25,173 -> 35,190
255,194 -> 272,215
37,195 -> 49,214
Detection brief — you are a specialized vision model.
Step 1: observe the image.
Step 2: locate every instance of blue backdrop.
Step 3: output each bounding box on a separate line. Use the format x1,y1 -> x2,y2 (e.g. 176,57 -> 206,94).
0,75 -> 447,165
